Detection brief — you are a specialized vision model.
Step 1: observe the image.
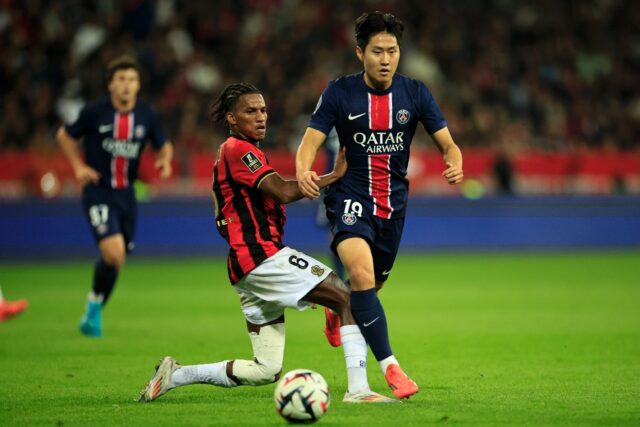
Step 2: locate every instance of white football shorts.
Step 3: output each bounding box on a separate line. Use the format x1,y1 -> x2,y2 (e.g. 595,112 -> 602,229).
234,247 -> 332,325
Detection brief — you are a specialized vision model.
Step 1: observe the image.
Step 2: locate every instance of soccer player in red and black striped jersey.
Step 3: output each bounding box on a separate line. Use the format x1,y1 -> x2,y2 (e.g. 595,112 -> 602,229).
296,12 -> 464,399
57,55 -> 174,337
139,83 -> 397,404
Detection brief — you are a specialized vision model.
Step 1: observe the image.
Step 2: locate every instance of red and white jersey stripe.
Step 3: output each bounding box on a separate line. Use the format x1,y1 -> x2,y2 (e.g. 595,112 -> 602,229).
368,93 -> 393,130
367,93 -> 393,219
368,154 -> 393,218
309,72 -> 449,220
111,112 -> 134,189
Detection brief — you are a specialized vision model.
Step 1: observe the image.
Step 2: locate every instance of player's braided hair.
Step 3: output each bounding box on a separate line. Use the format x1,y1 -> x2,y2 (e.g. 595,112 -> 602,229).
210,83 -> 261,124
355,11 -> 404,49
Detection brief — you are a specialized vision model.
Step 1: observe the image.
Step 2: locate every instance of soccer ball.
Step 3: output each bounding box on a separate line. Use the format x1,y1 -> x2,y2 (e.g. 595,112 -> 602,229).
274,369 -> 330,423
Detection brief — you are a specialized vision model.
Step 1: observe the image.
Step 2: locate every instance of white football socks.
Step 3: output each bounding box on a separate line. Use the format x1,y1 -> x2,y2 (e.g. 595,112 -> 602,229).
88,291 -> 103,303
379,355 -> 400,375
171,361 -> 236,388
340,325 -> 370,393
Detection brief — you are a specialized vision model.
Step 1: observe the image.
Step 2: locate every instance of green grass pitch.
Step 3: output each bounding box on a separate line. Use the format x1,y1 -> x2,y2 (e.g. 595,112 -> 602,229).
1,252 -> 639,426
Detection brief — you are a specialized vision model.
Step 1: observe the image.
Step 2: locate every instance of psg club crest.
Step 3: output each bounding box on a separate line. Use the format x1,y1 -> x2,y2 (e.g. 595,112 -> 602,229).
342,212 -> 357,226
396,109 -> 410,124
134,125 -> 145,139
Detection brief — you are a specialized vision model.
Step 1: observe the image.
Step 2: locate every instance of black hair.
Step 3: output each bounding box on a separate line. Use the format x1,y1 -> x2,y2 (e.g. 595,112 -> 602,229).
355,12 -> 404,50
106,55 -> 140,82
210,83 -> 261,124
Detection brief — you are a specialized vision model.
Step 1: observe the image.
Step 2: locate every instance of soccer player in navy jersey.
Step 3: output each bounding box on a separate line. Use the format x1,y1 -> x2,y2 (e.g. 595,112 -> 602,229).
57,55 -> 174,337
296,12 -> 464,399
139,83 -> 397,404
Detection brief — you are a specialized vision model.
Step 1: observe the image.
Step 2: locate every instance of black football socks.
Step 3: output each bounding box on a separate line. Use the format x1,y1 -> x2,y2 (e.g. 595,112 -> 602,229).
92,258 -> 118,306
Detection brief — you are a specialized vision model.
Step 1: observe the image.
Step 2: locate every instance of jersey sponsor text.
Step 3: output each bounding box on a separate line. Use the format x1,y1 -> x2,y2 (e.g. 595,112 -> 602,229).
102,138 -> 142,158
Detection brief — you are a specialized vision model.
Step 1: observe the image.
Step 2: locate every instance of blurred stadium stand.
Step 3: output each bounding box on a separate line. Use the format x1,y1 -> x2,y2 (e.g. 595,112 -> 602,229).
1,1 -> 639,255
1,0 -> 639,196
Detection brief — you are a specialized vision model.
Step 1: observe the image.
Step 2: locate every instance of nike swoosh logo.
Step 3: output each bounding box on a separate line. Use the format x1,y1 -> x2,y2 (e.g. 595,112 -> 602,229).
363,317 -> 380,327
382,270 -> 391,276
99,124 -> 113,133
348,113 -> 366,120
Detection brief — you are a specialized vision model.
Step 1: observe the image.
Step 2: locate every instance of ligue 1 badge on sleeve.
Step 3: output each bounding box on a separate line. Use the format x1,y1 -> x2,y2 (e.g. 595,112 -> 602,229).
341,212 -> 357,225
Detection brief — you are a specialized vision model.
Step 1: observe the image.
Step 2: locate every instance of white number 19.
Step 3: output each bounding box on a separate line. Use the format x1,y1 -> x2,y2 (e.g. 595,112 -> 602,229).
343,199 -> 363,217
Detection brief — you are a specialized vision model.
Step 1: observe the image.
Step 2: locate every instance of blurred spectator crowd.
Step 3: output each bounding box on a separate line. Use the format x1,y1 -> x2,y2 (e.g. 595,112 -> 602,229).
1,0 -> 639,167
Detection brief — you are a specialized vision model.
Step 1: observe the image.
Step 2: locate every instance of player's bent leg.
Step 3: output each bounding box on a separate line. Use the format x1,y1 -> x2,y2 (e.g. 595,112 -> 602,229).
228,321 -> 285,386
138,321 -> 286,402
302,272 -> 349,347
302,273 -> 351,317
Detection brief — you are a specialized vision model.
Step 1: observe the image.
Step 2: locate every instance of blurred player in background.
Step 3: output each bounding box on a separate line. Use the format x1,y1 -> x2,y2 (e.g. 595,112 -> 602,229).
57,55 -> 174,337
0,286 -> 28,322
296,12 -> 464,399
139,83 -> 397,404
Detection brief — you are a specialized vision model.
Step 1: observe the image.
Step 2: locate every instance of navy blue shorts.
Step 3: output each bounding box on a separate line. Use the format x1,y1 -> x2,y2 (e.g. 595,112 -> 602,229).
325,193 -> 405,283
81,184 -> 137,252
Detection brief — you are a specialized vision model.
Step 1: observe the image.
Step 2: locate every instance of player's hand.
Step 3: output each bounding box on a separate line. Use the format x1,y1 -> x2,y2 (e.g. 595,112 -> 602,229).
297,170 -> 321,199
442,162 -> 463,185
74,164 -> 100,187
332,147 -> 347,179
155,158 -> 172,179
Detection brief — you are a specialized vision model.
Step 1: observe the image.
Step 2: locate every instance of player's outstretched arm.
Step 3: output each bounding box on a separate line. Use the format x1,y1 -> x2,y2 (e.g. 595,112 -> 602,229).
154,142 -> 174,179
261,147 -> 346,204
56,127 -> 100,186
295,128 -> 328,199
431,127 -> 464,185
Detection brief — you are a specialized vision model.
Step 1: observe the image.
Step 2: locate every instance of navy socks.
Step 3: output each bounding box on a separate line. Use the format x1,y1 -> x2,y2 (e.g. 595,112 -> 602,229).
92,259 -> 118,306
350,288 -> 392,361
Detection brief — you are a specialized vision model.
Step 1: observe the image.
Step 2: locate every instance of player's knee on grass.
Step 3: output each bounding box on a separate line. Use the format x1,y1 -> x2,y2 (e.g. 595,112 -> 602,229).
231,359 -> 282,386
231,323 -> 285,386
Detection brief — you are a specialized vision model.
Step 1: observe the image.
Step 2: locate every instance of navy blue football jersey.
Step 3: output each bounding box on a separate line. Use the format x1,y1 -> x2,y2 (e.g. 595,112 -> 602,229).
65,98 -> 168,189
309,72 -> 446,219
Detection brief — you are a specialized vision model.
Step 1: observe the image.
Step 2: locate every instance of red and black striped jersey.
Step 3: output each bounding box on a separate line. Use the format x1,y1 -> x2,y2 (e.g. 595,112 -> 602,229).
212,135 -> 286,284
